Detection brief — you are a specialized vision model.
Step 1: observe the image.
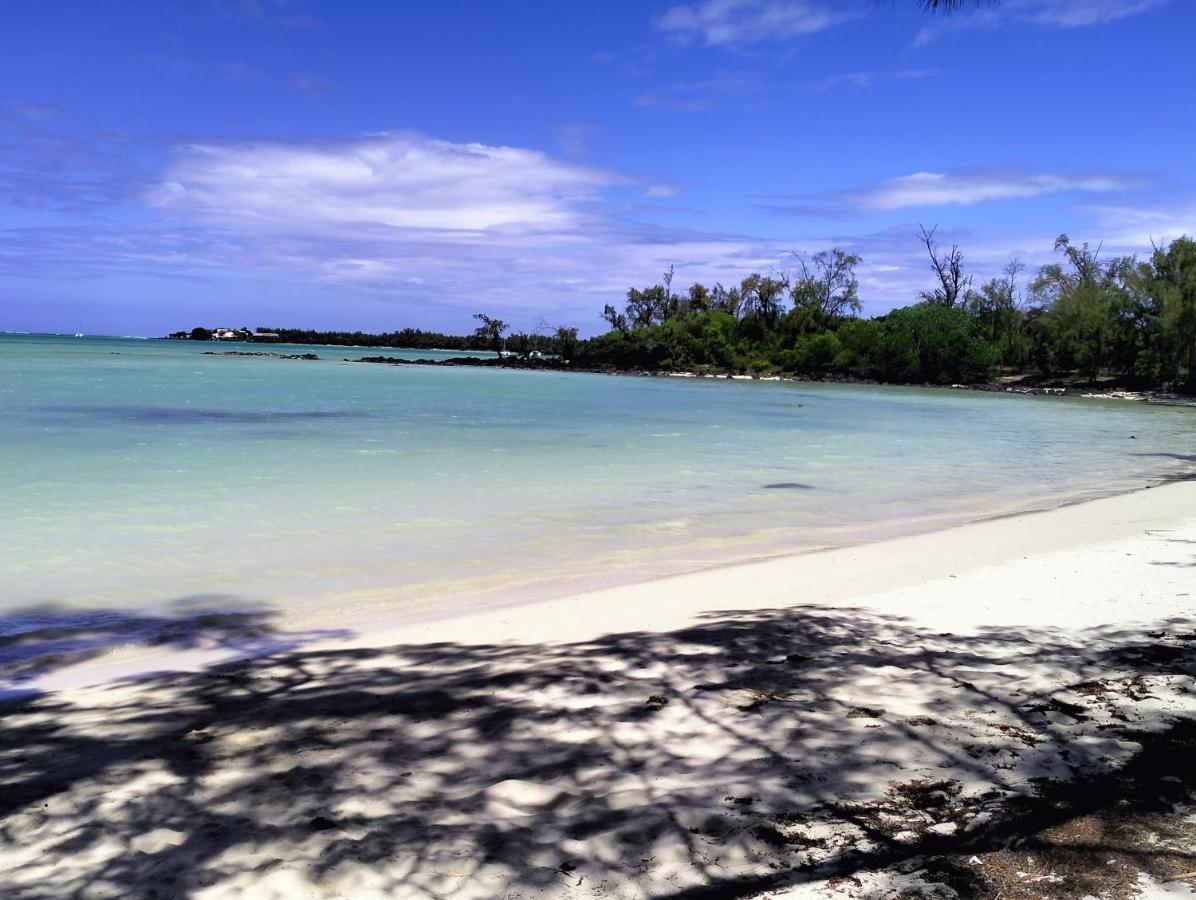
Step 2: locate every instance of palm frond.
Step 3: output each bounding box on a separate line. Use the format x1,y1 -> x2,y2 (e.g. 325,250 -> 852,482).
919,0 -> 991,10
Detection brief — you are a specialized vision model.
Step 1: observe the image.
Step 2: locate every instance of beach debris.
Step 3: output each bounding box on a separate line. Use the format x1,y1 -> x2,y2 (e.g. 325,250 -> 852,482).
846,706 -> 885,719
724,795 -> 757,806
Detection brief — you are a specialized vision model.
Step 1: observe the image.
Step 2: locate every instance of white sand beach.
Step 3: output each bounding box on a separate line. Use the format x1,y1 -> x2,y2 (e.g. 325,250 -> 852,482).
2,481 -> 1195,898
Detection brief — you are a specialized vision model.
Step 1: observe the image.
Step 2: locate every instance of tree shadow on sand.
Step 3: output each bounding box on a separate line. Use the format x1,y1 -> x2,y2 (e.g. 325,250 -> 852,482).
0,605 -> 1194,898
0,597 -> 350,695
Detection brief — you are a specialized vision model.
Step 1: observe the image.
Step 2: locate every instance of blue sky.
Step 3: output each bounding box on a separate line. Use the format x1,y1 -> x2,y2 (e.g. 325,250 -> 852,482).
1,0 -> 1193,336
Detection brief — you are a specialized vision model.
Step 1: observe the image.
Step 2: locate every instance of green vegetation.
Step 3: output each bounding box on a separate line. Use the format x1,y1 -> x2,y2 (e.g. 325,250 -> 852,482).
173,232 -> 1196,393
573,234 -> 1196,391
170,325 -> 561,355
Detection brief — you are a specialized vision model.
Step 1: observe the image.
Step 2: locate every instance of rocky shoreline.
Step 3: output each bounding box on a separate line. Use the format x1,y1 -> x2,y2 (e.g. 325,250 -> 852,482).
203,350 -> 320,360
354,354 -> 1196,408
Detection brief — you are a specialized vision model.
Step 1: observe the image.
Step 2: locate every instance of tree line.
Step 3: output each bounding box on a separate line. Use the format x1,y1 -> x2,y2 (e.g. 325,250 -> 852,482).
567,232 -> 1196,390
171,230 -> 1196,391
172,324 -> 564,355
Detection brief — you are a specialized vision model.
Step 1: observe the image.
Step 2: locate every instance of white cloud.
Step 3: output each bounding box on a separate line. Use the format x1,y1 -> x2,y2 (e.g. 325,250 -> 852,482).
1079,199 -> 1196,247
810,71 -> 873,91
655,0 -> 855,47
553,122 -> 602,157
14,128 -> 1162,331
147,131 -> 621,234
645,184 -> 682,198
805,68 -> 937,92
1023,0 -> 1173,26
136,130 -> 803,325
633,73 -> 758,111
840,169 -> 1131,211
915,0 -> 1172,45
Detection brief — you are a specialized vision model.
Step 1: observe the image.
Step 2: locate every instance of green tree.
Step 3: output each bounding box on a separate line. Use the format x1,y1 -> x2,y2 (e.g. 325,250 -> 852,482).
472,313 -> 509,356
731,277 -> 789,329
787,249 -> 862,327
624,285 -> 668,328
686,283 -> 712,313
965,258 -> 1026,367
601,304 -> 629,335
872,304 -> 996,384
553,325 -> 579,362
1030,235 -> 1127,382
1147,236 -> 1196,388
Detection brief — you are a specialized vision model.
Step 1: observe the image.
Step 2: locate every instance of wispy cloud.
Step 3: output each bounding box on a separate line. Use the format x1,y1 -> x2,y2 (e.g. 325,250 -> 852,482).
655,0 -> 856,47
211,0 -> 317,28
1023,0 -> 1174,26
219,61 -> 263,84
290,73 -> 323,93
133,131 -> 790,320
0,106 -> 147,213
836,168 -> 1132,211
809,71 -> 874,91
644,184 -> 682,198
805,68 -> 937,92
552,123 -> 603,157
633,73 -> 758,111
0,120 -> 1167,329
146,132 -> 621,234
915,0 -> 1173,45
1079,198 -> 1196,247
7,101 -> 65,121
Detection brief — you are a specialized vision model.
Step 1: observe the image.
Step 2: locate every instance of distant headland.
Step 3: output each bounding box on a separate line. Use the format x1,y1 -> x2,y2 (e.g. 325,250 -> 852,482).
169,232 -> 1196,398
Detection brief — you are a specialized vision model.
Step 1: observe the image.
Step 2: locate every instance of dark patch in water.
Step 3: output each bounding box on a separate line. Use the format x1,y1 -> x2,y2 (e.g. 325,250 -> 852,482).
1134,451 -> 1196,463
46,405 -> 365,425
763,482 -> 814,490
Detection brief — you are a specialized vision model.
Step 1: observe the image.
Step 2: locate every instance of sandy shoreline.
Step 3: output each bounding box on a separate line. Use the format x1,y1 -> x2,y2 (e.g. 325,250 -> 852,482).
2,482 -> 1195,897
25,478 -> 1195,696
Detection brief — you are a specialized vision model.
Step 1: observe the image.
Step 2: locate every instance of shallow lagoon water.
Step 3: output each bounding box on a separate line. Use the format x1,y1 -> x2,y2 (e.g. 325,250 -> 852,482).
3,332 -> 1194,632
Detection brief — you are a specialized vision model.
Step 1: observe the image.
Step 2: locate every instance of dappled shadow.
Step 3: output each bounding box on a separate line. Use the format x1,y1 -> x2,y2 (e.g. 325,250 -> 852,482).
0,599 -> 350,695
1,606 -> 1194,898
1149,538 -> 1196,568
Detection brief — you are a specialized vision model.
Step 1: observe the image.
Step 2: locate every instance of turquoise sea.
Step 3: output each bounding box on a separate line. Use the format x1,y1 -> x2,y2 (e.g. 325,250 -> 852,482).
3,332 -> 1195,637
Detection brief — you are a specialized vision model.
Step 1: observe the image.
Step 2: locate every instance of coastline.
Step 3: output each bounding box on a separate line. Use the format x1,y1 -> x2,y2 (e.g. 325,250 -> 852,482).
19,478 -> 1196,693
354,353 -> 1196,408
303,476 -> 1196,647
9,335 -> 1196,676
3,481 -> 1195,897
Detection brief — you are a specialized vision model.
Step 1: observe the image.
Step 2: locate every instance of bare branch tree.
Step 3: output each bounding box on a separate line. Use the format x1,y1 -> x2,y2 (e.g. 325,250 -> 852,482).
661,265 -> 678,320
1002,257 -> 1025,311
917,225 -> 972,308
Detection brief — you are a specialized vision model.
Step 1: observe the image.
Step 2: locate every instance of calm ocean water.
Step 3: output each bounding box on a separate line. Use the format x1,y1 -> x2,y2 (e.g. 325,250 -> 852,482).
3,332 -> 1195,632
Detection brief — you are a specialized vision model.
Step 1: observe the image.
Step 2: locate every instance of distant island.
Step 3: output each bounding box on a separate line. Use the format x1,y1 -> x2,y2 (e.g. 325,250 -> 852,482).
172,232 -> 1196,394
